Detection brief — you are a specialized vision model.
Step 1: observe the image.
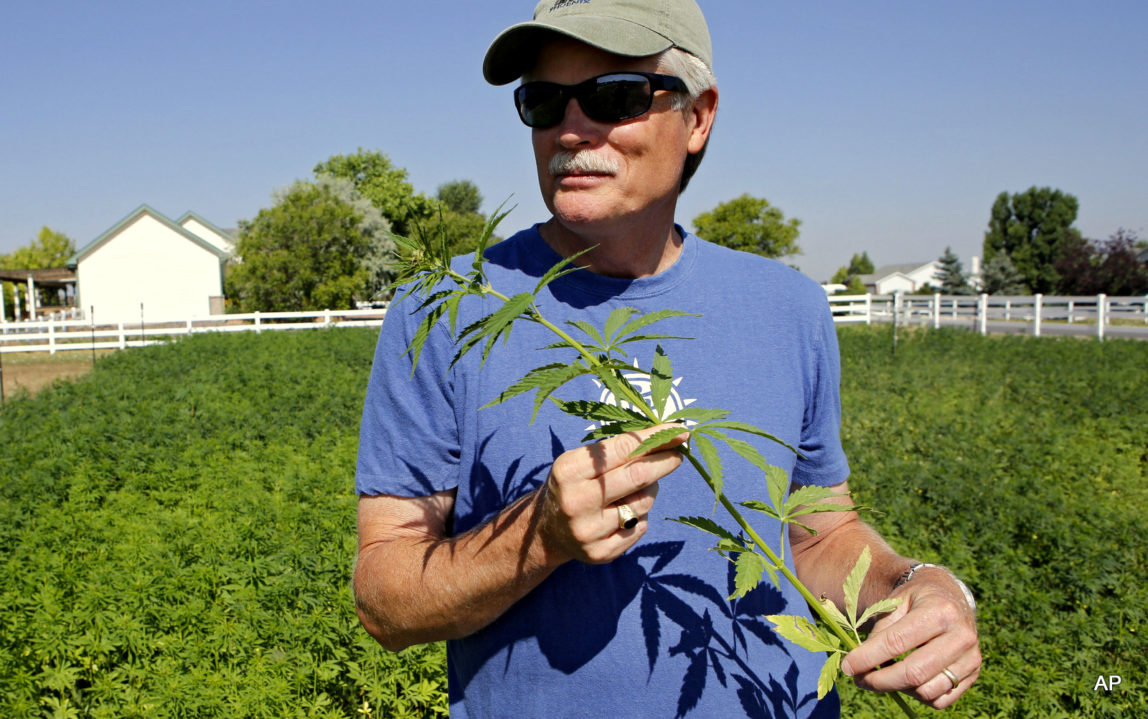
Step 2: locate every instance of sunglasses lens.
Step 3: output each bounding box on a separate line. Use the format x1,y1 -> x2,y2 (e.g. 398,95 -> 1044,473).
515,74 -> 654,128
581,75 -> 651,123
515,84 -> 566,128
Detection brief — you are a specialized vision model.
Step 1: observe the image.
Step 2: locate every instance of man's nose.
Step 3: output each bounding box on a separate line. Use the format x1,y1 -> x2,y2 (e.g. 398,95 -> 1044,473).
555,97 -> 604,148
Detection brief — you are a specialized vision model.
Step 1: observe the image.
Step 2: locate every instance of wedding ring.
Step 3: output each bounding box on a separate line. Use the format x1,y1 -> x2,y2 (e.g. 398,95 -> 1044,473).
941,667 -> 960,690
617,503 -> 638,530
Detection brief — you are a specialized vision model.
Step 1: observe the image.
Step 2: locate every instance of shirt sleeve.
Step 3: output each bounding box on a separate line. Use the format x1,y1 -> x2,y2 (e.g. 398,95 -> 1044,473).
355,294 -> 461,497
790,300 -> 851,488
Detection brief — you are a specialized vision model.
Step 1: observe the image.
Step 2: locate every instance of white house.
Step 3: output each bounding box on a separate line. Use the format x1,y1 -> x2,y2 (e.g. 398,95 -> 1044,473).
69,205 -> 231,323
859,262 -> 942,294
177,211 -> 235,256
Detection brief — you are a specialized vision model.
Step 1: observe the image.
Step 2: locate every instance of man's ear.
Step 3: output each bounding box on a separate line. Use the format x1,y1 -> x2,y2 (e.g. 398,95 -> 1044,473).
686,86 -> 718,154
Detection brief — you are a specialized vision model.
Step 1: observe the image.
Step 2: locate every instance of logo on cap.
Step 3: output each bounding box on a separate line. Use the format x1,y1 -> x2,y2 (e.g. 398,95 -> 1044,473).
550,0 -> 592,11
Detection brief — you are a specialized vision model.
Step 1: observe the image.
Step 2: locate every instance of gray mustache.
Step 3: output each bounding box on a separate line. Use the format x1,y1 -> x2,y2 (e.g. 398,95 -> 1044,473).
549,151 -> 619,176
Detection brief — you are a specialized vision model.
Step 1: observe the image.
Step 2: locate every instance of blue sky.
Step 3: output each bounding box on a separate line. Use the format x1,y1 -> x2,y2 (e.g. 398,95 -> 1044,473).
3,0 -> 1145,282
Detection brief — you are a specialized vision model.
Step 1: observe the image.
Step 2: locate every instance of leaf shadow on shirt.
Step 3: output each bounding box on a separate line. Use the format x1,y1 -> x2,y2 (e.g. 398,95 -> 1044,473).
452,428 -> 834,717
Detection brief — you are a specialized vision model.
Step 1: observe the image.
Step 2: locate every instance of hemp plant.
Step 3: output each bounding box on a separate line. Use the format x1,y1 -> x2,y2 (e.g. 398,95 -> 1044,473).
394,208 -> 918,717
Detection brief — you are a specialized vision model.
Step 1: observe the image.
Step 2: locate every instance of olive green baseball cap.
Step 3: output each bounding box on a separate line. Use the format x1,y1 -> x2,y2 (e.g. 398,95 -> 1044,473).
483,0 -> 712,86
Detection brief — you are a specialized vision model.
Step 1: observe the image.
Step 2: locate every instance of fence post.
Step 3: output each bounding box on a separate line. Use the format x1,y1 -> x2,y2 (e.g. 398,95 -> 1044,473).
1097,294 -> 1107,341
978,294 -> 988,336
933,292 -> 941,329
118,322 -> 126,350
49,317 -> 56,355
1005,299 -> 1011,321
865,294 -> 872,326
1034,294 -> 1043,337
255,311 -> 262,334
324,308 -> 331,326
1067,300 -> 1075,324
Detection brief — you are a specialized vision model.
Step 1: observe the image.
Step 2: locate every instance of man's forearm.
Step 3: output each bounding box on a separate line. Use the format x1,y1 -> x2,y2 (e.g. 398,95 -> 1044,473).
791,515 -> 911,613
354,490 -> 561,651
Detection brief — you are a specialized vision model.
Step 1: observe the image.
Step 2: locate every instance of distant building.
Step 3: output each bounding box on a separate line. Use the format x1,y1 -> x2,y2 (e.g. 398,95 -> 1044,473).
858,262 -> 942,294
68,205 -> 232,323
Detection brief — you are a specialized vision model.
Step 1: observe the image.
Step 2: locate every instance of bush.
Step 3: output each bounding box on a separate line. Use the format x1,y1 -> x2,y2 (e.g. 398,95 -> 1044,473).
0,330 -> 446,718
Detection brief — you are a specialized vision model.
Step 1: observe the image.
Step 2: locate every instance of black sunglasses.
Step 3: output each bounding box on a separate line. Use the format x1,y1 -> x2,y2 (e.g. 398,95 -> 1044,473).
514,72 -> 688,129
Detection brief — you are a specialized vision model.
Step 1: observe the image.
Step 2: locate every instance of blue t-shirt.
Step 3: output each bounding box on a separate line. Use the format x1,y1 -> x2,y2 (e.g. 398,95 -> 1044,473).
357,226 -> 850,718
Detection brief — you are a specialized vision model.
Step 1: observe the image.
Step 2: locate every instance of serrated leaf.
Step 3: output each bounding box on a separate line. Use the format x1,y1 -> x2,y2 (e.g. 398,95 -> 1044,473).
581,420 -> 651,442
403,303 -> 447,375
730,552 -> 767,600
711,537 -> 751,555
555,399 -> 650,425
783,485 -> 842,516
596,366 -> 646,415
650,345 -> 672,418
472,200 -> 514,275
615,333 -> 694,346
738,499 -> 782,521
817,594 -> 850,630
704,421 -> 800,455
689,433 -> 723,502
669,516 -> 741,544
565,319 -> 605,347
628,426 -> 691,458
766,465 -> 789,516
721,436 -> 775,477
615,309 -> 699,344
481,362 -> 573,408
857,596 -> 903,629
603,307 -> 639,345
451,292 -> 535,368
533,245 -> 593,295
764,614 -> 840,654
818,653 -> 843,700
664,407 -> 729,424
843,546 -> 872,627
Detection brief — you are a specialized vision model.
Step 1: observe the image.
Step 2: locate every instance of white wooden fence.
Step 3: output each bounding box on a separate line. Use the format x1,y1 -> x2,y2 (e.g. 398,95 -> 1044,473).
0,309 -> 387,355
828,293 -> 1148,340
3,294 -> 1147,355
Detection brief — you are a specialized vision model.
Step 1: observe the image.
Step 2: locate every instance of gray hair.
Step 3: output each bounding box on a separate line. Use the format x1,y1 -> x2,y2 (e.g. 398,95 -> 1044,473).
657,48 -> 717,193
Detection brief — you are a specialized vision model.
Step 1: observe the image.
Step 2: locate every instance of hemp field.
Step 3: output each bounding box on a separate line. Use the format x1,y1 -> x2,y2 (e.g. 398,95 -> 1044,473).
1,326 -> 1144,717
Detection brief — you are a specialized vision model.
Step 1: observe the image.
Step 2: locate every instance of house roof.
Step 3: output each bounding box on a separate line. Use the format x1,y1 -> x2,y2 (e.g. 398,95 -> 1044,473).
176,211 -> 236,240
859,263 -> 934,284
68,204 -> 230,268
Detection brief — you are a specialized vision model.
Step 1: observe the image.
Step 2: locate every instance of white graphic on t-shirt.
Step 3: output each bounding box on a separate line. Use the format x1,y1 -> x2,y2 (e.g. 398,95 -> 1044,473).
589,358 -> 697,428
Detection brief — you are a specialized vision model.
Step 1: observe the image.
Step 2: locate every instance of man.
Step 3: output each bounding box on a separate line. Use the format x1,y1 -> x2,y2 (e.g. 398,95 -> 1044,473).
354,1 -> 981,716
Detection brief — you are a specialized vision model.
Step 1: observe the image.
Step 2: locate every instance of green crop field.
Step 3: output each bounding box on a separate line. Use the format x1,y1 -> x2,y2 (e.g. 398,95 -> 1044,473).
1,326 -> 1144,718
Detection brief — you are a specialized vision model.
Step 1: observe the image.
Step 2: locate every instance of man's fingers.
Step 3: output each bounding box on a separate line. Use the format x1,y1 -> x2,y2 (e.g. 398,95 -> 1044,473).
551,424 -> 688,486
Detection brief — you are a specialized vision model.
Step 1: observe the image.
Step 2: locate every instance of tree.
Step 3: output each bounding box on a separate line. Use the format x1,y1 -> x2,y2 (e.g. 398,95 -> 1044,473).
225,178 -> 393,311
1058,229 -> 1148,296
428,180 -> 500,257
936,246 -> 973,295
2,226 -> 76,269
830,252 -> 874,285
437,180 -> 483,215
980,254 -> 1028,295
983,187 -> 1080,294
1,227 -> 77,315
692,194 -> 801,258
313,149 -> 437,239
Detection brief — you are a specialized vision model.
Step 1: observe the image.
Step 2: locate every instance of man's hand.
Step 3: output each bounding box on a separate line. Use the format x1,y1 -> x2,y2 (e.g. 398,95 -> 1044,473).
536,424 -> 688,565
841,567 -> 981,709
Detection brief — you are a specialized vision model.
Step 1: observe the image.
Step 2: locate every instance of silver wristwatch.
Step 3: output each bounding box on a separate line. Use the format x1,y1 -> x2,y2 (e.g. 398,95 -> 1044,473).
895,563 -> 977,615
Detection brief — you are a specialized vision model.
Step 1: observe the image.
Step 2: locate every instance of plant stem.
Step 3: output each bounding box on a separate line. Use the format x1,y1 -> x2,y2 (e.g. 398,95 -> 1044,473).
681,449 -> 919,719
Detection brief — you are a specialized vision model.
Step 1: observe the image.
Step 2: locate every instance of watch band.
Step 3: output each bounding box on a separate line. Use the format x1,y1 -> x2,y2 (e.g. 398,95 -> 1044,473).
895,562 -> 977,615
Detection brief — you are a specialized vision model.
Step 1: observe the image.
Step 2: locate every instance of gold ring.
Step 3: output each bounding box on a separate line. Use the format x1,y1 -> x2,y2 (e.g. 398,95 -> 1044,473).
941,667 -> 960,691
617,503 -> 638,530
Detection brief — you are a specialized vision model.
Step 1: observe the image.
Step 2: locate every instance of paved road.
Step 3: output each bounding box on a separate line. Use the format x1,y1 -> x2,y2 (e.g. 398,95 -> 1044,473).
930,318 -> 1148,340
